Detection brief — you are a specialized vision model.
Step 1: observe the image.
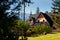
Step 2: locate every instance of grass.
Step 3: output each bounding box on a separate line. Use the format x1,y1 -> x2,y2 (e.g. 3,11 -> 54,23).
28,32 -> 60,40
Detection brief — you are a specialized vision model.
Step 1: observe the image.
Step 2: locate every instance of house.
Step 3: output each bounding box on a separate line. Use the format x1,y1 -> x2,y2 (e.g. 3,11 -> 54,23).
29,12 -> 54,27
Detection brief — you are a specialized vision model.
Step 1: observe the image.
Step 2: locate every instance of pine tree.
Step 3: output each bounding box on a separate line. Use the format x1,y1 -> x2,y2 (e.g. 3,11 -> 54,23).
0,0 -> 20,40
52,0 -> 60,12
21,0 -> 33,21
0,0 -> 33,40
30,11 -> 32,16
29,11 -> 32,18
36,7 -> 40,14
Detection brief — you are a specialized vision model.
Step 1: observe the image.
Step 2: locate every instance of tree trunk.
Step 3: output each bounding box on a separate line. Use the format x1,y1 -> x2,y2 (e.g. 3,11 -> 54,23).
23,2 -> 25,21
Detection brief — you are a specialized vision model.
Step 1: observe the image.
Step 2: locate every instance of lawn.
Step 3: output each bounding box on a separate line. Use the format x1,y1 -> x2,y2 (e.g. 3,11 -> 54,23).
28,32 -> 60,40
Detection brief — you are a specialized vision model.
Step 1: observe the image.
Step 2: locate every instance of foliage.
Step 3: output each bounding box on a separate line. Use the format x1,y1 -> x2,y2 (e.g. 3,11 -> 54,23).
16,20 -> 30,40
52,0 -> 60,12
0,0 -> 19,40
0,0 -> 32,40
16,20 -> 29,31
27,24 -> 52,36
51,12 -> 60,27
0,0 -> 32,39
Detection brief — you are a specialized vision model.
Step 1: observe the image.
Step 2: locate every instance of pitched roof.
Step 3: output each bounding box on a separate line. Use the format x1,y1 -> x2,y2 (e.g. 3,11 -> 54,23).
37,12 -> 45,18
30,14 -> 39,19
45,12 -> 52,18
30,12 -> 45,19
29,12 -> 53,27
42,13 -> 53,27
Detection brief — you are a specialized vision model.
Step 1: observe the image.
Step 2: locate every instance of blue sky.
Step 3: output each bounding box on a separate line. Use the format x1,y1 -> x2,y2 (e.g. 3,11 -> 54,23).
25,0 -> 53,14
9,0 -> 53,19
10,0 -> 53,14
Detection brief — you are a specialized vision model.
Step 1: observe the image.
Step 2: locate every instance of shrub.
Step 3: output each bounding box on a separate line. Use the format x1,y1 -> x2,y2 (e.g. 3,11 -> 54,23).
16,20 -> 30,40
28,24 -> 52,35
35,24 -> 52,33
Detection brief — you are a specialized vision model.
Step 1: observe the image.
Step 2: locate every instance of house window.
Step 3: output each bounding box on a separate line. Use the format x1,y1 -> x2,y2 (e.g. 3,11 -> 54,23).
43,20 -> 45,22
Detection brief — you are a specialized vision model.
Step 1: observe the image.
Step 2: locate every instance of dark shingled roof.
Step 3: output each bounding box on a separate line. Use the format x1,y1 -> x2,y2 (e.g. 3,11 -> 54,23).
42,13 -> 53,27
30,14 -> 39,19
30,13 -> 52,19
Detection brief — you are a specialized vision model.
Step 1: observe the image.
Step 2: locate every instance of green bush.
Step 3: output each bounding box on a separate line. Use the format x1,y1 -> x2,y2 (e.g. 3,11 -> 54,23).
27,24 -> 52,35
16,20 -> 30,40
35,24 -> 52,33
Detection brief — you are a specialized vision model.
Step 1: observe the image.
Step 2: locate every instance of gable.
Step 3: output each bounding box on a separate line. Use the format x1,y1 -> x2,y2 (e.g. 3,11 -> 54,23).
37,13 -> 45,18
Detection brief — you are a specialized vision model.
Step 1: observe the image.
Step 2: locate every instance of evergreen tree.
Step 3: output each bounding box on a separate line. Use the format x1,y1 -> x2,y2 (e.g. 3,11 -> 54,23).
21,0 -> 33,21
30,11 -> 32,16
52,0 -> 60,12
0,0 -> 33,40
0,0 -> 20,40
36,7 -> 40,14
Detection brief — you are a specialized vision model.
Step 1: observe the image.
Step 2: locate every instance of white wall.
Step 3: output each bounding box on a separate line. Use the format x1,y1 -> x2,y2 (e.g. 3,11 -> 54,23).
29,21 -> 34,25
37,18 -> 47,22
